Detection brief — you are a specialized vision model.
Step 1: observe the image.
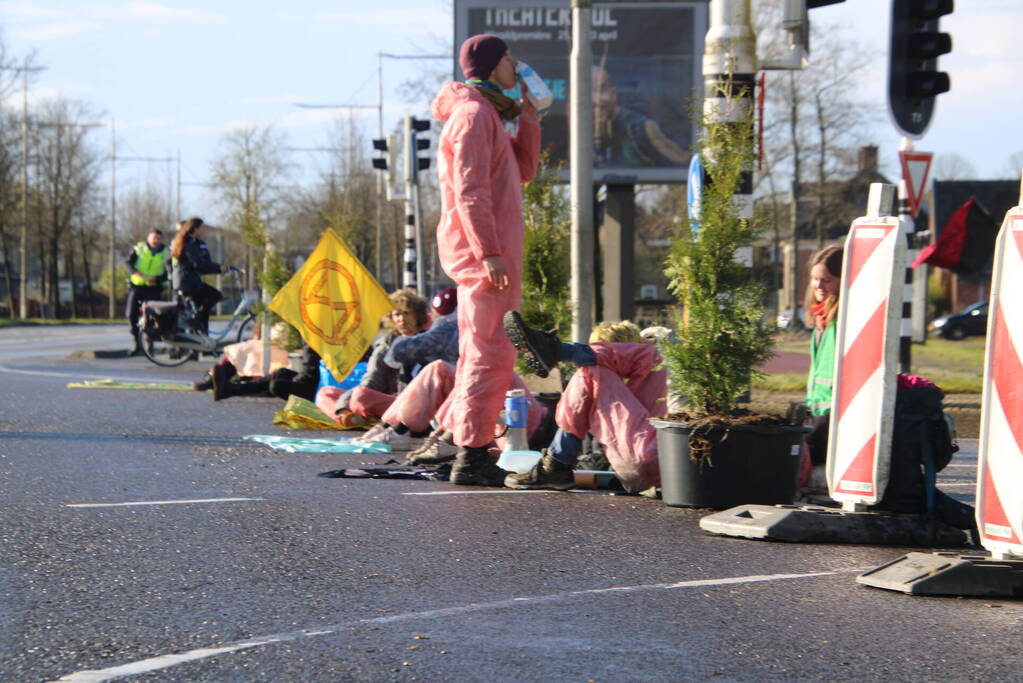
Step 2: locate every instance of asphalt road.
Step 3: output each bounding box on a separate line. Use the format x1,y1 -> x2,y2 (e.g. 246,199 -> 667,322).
1,326 -> 1019,682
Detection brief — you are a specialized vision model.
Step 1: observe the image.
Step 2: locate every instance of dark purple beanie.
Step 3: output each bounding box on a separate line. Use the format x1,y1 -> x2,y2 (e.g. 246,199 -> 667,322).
432,287 -> 457,316
459,34 -> 508,80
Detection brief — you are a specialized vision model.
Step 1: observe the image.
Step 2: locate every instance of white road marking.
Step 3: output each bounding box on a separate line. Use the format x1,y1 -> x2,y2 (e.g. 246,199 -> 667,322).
402,489 -> 599,496
65,498 -> 264,508
51,568 -> 857,682
0,365 -> 176,384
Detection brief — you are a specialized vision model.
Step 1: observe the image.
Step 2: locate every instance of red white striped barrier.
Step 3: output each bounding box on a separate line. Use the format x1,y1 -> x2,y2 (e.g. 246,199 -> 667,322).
976,204 -> 1023,559
828,216 -> 906,510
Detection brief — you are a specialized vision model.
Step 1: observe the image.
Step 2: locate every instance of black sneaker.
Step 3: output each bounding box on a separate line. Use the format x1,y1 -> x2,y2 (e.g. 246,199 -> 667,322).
449,446 -> 508,487
503,311 -> 561,378
504,453 -> 576,490
193,370 -> 214,391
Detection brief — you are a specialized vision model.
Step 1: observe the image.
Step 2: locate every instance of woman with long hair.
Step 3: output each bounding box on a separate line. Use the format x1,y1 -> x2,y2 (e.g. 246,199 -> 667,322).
804,245 -> 842,423
171,217 -> 227,334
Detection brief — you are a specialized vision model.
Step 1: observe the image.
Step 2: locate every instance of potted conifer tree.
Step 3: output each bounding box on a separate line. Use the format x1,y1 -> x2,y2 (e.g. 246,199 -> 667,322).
653,86 -> 804,509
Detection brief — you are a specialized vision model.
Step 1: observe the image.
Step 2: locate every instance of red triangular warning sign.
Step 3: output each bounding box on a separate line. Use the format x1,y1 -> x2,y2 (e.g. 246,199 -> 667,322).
899,151 -> 933,220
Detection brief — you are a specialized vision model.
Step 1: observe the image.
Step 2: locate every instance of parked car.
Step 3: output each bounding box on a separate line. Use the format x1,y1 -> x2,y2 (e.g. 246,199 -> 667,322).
931,301 -> 988,340
776,306 -> 805,330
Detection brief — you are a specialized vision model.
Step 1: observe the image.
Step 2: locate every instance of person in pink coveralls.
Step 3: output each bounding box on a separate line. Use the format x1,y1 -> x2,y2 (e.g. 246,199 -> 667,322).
431,34 -> 541,485
504,312 -> 668,493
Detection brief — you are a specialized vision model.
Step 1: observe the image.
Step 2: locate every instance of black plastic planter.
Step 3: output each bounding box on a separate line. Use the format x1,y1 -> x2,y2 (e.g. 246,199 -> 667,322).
652,419 -> 806,509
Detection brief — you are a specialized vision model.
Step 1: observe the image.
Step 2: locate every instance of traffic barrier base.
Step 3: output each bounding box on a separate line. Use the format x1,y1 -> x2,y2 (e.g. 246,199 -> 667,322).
857,551 -> 1023,597
699,504 -> 967,546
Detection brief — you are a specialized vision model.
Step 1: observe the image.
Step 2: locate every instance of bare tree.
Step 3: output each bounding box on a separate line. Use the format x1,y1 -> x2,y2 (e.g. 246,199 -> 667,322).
0,110 -> 21,316
120,181 -> 174,242
1005,150 -> 1023,179
932,152 -> 978,181
755,3 -> 880,316
32,99 -> 105,318
208,124 -> 291,288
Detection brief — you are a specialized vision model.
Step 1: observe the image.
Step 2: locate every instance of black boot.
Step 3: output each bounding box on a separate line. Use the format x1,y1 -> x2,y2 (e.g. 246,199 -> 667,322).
503,310 -> 561,378
449,445 -> 508,486
211,364 -> 234,401
130,333 -> 143,356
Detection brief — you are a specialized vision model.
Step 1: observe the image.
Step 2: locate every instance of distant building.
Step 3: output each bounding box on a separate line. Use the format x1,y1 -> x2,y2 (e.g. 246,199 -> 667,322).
928,179 -> 1020,314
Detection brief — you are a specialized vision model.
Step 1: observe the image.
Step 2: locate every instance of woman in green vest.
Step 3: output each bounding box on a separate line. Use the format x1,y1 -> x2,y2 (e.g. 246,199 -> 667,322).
802,245 -> 842,483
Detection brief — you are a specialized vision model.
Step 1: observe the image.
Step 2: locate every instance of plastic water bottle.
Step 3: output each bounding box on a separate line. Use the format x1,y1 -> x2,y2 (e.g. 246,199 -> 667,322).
515,61 -> 553,115
504,389 -> 530,452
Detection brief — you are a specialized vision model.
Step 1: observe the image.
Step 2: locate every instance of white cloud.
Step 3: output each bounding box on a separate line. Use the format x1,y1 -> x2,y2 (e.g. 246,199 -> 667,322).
241,95 -> 321,105
0,3 -> 70,20
318,9 -> 447,30
119,2 -> 227,24
950,11 -> 1019,62
133,117 -> 176,128
17,21 -> 103,41
25,83 -> 99,105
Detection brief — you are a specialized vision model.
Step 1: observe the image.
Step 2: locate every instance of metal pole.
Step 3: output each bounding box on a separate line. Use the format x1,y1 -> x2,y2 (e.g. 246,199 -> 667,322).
19,67 -> 28,319
109,119 -> 116,320
376,52 -> 384,281
897,137 -> 915,373
402,116 -> 417,290
176,149 -> 181,219
570,0 -> 594,342
704,0 -> 757,290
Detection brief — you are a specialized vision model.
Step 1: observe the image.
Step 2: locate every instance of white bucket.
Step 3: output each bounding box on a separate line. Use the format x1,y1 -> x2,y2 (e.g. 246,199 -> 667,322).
497,449 -> 542,474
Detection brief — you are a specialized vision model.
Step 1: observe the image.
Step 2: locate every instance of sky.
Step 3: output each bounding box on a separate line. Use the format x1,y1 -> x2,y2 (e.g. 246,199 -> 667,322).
0,0 -> 1020,226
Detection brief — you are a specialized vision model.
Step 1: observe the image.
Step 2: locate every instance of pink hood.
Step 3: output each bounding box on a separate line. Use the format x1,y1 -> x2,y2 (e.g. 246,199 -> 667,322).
431,81 -> 488,123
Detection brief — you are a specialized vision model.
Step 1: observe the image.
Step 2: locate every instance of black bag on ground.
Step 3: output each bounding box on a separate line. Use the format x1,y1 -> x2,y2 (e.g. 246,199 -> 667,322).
876,386 -> 973,530
140,300 -> 179,340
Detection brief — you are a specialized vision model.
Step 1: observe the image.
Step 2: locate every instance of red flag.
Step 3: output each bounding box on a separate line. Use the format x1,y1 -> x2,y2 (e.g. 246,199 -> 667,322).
912,196 -> 997,275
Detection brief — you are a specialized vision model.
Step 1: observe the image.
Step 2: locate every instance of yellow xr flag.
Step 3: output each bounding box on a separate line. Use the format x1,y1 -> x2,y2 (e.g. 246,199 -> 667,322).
270,230 -> 391,382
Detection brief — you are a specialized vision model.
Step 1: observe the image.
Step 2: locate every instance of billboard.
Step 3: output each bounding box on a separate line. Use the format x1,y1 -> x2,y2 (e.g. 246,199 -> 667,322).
454,0 -> 707,184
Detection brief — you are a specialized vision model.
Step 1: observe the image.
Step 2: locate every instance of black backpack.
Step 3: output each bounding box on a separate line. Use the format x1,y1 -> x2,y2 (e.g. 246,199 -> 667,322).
879,386 -> 968,527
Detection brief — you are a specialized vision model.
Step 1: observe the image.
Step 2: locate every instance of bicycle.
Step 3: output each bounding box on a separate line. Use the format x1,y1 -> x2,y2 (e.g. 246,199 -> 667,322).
138,267 -> 260,367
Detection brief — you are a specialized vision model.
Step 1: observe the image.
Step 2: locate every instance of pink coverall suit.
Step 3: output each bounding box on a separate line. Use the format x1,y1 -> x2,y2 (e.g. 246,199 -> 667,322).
383,359 -> 546,445
556,342 -> 668,492
430,82 -> 540,448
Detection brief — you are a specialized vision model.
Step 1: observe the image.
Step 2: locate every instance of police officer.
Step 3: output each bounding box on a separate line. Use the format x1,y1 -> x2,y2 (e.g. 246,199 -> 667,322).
125,228 -> 170,354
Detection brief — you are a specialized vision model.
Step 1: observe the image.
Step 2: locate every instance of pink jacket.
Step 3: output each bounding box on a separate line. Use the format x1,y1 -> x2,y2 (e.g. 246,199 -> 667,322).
431,82 -> 541,283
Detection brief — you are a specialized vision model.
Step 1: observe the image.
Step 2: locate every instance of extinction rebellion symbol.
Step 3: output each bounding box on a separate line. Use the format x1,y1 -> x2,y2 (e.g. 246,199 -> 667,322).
298,259 -> 362,345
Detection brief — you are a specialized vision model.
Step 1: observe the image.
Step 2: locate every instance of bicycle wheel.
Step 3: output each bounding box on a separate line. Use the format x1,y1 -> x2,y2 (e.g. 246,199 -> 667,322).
139,328 -> 194,367
236,313 -> 258,343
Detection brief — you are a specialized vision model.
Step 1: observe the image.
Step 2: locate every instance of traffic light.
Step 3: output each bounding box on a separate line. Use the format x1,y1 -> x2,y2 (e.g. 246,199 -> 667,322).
404,116 -> 431,184
372,134 -> 403,200
371,137 -> 388,171
889,0 -> 953,138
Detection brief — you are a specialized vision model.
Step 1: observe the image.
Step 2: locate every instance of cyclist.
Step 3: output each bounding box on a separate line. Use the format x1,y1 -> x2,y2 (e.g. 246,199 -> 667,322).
170,217 -> 227,334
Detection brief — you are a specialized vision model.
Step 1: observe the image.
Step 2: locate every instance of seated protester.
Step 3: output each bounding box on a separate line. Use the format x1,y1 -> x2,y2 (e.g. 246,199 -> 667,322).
503,313 -> 667,493
350,287 -> 463,450
210,343 -> 321,403
325,288 -> 431,427
193,323 -> 290,391
353,287 -> 550,459
384,287 -> 459,377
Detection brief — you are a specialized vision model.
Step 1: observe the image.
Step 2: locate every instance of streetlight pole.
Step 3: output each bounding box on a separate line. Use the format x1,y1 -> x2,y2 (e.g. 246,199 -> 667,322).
109,119 -> 116,319
570,0 -> 594,342
7,61 -> 47,319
